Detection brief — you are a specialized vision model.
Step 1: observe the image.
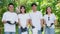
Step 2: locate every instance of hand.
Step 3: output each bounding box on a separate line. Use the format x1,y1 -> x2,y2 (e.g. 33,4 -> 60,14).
3,20 -> 7,24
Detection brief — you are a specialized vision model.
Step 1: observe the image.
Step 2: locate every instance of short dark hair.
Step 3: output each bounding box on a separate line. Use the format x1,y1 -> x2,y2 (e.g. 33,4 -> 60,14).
8,3 -> 14,7
8,3 -> 14,11
46,6 -> 52,14
31,3 -> 37,7
20,5 -> 26,13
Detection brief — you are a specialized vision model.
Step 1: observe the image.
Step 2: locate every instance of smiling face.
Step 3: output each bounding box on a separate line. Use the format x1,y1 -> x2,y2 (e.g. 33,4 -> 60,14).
8,5 -> 14,12
20,6 -> 26,13
46,7 -> 52,14
47,7 -> 51,13
32,5 -> 37,11
20,7 -> 25,13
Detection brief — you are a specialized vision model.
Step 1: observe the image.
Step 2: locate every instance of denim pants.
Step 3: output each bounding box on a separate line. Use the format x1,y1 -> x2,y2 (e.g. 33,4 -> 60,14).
32,28 -> 42,34
45,27 -> 55,34
18,28 -> 28,34
38,30 -> 42,34
18,28 -> 42,34
4,32 -> 15,34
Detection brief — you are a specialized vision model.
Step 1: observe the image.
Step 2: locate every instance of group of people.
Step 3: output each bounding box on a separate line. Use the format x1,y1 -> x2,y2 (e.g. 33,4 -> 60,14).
2,3 -> 56,34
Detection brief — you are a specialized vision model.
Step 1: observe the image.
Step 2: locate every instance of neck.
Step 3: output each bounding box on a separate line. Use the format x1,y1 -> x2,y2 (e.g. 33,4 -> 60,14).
22,12 -> 25,14
9,11 -> 14,13
48,13 -> 51,16
33,10 -> 36,12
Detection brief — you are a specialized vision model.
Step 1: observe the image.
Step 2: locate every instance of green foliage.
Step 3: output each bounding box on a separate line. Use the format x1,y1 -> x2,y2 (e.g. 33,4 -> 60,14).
0,0 -> 60,27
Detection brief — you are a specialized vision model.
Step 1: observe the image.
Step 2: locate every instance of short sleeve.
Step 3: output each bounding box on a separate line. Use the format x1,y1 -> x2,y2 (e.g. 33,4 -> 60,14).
15,14 -> 18,22
18,14 -> 20,19
53,14 -> 56,20
43,15 -> 45,20
2,13 -> 6,22
39,12 -> 43,19
27,14 -> 30,19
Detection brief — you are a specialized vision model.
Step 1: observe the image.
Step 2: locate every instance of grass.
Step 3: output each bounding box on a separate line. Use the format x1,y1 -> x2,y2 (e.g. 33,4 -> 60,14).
55,28 -> 60,34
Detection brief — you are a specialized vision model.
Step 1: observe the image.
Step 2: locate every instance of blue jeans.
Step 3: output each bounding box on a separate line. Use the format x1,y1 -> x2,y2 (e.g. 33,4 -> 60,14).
18,28 -> 42,34
32,28 -> 42,34
38,30 -> 42,34
18,28 -> 21,34
18,28 -> 28,34
45,27 -> 55,34
5,32 -> 15,34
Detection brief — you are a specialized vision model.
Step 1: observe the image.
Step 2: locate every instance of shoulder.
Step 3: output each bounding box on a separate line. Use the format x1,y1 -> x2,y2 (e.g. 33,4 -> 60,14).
25,13 -> 29,16
28,12 -> 33,16
25,13 -> 30,19
51,13 -> 56,17
18,14 -> 21,16
37,11 -> 42,14
18,14 -> 23,17
52,13 -> 55,16
3,11 -> 9,15
13,12 -> 17,15
44,14 -> 47,17
26,13 -> 30,17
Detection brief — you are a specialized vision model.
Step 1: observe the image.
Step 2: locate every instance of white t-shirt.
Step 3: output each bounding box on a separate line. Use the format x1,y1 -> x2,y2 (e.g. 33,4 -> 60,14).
2,11 -> 18,32
29,11 -> 43,30
44,13 -> 56,28
18,13 -> 30,28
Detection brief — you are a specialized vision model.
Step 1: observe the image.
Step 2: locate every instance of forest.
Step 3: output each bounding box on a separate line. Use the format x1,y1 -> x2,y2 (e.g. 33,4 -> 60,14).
0,0 -> 60,34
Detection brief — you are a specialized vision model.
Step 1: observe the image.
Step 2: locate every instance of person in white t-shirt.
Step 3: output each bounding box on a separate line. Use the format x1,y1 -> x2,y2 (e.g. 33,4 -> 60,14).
29,3 -> 43,34
44,6 -> 56,34
18,5 -> 30,34
2,3 -> 18,34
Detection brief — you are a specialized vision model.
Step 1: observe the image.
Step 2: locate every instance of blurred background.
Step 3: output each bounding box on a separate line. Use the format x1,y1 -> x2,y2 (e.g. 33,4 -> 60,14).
0,0 -> 60,34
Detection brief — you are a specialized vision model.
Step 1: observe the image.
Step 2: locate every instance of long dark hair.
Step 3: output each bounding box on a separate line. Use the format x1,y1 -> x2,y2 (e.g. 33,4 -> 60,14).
20,5 -> 26,13
46,6 -> 52,14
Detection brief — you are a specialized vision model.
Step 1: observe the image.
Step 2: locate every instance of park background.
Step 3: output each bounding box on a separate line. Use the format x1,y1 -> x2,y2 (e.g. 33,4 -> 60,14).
0,0 -> 60,34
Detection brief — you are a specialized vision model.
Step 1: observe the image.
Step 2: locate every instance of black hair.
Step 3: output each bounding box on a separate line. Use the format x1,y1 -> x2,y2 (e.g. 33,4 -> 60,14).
8,3 -> 14,7
31,3 -> 37,7
8,3 -> 14,11
20,5 -> 26,13
46,6 -> 52,14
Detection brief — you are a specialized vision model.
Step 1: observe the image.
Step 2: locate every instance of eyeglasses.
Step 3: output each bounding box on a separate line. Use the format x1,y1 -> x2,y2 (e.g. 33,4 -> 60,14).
48,17 -> 50,21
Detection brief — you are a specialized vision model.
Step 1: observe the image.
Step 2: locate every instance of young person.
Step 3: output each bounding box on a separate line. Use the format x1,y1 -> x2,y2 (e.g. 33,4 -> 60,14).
29,3 -> 43,34
18,5 -> 30,34
44,6 -> 56,34
2,3 -> 18,34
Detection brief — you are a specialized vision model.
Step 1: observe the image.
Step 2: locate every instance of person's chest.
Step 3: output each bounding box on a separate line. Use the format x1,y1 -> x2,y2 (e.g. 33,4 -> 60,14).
19,14 -> 28,21
30,12 -> 40,20
45,15 -> 54,21
5,13 -> 16,20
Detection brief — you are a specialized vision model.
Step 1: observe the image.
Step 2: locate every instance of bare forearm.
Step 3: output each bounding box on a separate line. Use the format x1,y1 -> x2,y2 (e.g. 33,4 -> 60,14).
40,19 -> 43,27
54,20 -> 57,25
2,20 -> 6,24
